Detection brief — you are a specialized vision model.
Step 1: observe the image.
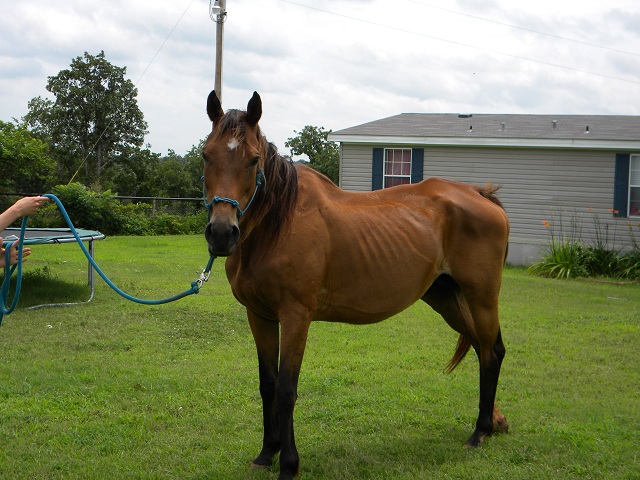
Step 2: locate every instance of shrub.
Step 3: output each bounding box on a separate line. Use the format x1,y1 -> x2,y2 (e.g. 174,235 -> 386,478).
113,202 -> 153,236
529,208 -> 640,280
619,249 -> 640,280
45,183 -> 123,235
182,211 -> 208,235
24,183 -> 208,236
582,245 -> 623,278
529,240 -> 587,279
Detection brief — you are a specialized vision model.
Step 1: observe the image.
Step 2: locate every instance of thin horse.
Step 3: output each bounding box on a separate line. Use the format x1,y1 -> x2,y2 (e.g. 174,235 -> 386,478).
202,91 -> 510,480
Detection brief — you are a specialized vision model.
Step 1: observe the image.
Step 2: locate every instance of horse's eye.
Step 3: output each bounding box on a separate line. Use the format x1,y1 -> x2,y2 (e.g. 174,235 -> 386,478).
250,155 -> 260,166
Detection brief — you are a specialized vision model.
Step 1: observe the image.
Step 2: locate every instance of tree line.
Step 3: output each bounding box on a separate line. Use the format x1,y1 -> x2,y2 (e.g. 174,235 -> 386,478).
0,51 -> 339,234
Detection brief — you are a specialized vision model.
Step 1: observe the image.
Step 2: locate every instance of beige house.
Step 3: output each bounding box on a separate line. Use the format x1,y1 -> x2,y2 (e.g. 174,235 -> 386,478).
329,113 -> 640,265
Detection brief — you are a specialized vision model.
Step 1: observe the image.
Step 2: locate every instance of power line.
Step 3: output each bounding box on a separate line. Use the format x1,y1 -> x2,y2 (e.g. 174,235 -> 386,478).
404,0 -> 640,59
69,0 -> 197,184
134,0 -> 197,87
280,0 -> 640,86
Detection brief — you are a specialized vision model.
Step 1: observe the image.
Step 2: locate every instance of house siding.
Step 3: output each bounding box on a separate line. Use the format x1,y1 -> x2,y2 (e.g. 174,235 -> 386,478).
339,143 -> 635,265
339,143 -> 376,191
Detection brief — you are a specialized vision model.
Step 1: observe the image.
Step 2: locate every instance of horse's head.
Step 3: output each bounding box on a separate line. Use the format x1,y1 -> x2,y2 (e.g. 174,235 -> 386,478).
203,91 -> 266,257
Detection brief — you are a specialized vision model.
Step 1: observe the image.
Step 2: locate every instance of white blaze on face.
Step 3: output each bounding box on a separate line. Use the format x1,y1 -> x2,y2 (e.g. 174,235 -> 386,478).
227,137 -> 240,151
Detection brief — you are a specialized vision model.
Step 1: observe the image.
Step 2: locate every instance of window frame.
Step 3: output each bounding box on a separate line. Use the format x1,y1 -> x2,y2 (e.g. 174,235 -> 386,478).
383,148 -> 412,189
629,154 -> 640,218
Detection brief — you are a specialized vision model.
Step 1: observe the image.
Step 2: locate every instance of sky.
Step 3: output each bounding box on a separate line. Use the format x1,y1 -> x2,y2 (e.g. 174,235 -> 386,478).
1,0 -> 639,159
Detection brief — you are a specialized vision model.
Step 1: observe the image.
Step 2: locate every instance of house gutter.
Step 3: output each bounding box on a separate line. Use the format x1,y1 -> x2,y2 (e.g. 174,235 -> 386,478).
327,134 -> 640,152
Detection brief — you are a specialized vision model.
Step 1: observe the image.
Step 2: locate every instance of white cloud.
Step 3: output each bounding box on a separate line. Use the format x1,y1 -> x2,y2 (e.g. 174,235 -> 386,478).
1,0 -> 639,159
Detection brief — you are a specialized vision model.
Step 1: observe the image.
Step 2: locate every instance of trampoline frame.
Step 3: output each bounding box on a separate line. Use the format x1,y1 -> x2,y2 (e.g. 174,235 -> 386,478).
1,227 -> 106,309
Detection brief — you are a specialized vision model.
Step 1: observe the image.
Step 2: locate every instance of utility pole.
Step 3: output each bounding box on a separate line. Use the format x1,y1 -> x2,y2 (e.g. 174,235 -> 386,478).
211,0 -> 227,101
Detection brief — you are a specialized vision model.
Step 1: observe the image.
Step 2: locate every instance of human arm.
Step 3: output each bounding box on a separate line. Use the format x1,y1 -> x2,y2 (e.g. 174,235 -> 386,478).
0,196 -> 50,231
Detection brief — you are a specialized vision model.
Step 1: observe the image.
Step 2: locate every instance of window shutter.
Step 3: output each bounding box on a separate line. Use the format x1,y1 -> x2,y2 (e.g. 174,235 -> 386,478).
372,148 -> 383,191
411,148 -> 424,183
613,153 -> 630,217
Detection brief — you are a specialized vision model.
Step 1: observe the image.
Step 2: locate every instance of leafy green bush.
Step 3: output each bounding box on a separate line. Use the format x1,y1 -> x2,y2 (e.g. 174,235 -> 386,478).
147,212 -> 208,235
619,249 -> 640,280
149,215 -> 186,235
24,183 -> 207,236
582,245 -> 622,278
45,183 -> 122,234
529,240 -> 587,279
183,212 -> 208,235
529,209 -> 640,280
113,202 -> 153,235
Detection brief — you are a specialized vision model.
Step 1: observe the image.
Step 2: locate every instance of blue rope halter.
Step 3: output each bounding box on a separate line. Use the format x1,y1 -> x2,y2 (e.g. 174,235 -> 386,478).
203,169 -> 266,217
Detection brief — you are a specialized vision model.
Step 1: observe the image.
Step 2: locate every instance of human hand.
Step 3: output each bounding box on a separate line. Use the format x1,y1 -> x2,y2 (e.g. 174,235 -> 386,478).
11,196 -> 50,217
0,239 -> 31,267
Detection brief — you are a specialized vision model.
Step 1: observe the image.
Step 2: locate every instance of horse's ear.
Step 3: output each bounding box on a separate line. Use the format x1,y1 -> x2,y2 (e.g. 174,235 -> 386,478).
207,90 -> 224,124
246,91 -> 262,126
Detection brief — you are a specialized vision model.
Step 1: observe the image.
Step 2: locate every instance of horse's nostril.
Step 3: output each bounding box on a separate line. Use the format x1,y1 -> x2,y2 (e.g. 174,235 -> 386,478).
230,224 -> 240,244
204,222 -> 216,242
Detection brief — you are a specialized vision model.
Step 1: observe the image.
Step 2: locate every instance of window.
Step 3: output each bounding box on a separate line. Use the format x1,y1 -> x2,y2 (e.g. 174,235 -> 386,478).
384,148 -> 412,188
630,154 -> 640,217
371,148 -> 423,190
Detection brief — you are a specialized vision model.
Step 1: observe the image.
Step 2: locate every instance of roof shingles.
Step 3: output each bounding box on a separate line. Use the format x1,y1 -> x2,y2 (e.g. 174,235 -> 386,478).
332,113 -> 640,141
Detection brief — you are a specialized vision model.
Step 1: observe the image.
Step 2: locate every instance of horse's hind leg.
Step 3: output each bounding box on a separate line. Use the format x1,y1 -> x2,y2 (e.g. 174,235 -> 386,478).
422,274 -> 472,339
467,305 -> 509,447
247,311 -> 281,469
421,274 -> 475,370
422,274 -> 508,446
461,287 -> 508,446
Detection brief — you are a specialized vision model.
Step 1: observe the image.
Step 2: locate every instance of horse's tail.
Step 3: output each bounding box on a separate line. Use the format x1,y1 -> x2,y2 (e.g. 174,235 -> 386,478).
446,334 -> 472,374
479,183 -> 504,209
479,183 -> 509,264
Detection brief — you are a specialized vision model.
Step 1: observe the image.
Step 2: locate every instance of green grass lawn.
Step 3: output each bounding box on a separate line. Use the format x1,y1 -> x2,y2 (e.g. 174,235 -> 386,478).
1,235 -> 639,479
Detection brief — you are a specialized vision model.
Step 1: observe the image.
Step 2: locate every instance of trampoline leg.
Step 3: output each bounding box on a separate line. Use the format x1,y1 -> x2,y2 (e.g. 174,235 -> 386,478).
25,238 -> 96,310
87,239 -> 95,303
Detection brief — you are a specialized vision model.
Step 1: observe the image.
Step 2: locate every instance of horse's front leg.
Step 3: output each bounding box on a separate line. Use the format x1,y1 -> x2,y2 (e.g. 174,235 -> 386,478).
247,311 -> 281,469
275,312 -> 312,480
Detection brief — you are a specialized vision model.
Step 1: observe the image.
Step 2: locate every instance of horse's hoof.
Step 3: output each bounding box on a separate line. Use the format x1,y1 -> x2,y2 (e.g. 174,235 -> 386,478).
249,462 -> 270,471
464,431 -> 486,448
277,472 -> 298,480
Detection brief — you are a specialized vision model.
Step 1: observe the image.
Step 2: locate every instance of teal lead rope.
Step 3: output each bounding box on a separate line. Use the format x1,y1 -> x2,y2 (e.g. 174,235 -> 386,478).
1,194 -> 215,326
1,217 -> 28,323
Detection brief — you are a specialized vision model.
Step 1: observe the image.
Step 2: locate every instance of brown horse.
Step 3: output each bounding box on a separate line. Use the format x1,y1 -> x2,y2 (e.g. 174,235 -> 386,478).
203,91 -> 510,480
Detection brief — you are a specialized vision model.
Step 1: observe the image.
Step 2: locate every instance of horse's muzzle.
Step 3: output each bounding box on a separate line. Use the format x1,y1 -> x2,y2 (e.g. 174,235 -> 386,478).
205,219 -> 240,256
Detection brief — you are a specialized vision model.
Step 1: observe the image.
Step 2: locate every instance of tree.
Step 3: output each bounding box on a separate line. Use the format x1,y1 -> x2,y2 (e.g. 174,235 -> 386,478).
285,126 -> 339,184
148,150 -> 193,198
182,139 -> 208,198
24,51 -> 147,189
0,120 -> 56,194
103,146 -> 161,197
96,139 -> 205,199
